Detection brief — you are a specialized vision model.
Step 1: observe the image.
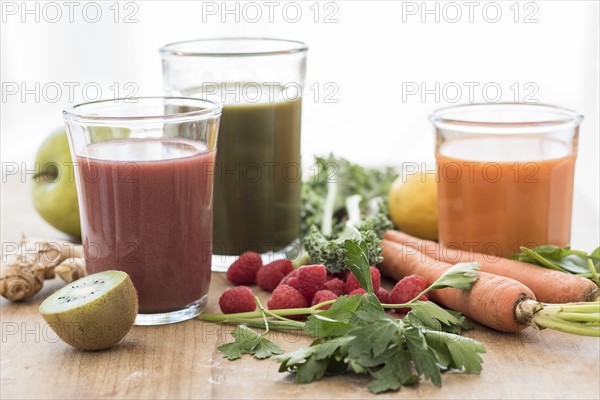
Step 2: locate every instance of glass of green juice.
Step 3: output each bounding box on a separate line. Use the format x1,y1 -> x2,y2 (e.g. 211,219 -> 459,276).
160,38 -> 308,270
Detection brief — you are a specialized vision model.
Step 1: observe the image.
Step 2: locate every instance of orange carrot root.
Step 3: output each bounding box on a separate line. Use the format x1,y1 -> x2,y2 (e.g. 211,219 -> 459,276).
384,230 -> 599,303
381,239 -> 535,332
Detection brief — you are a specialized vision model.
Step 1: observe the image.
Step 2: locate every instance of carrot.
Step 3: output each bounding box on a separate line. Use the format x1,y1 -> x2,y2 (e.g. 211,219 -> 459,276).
381,239 -> 536,332
384,230 -> 599,303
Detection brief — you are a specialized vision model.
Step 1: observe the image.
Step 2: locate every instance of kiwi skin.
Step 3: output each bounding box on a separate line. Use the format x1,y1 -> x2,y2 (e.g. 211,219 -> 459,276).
40,271 -> 138,351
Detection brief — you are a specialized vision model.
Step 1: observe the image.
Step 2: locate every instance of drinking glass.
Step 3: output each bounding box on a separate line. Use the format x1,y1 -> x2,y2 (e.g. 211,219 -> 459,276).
431,103 -> 583,258
63,97 -> 222,325
160,38 -> 308,270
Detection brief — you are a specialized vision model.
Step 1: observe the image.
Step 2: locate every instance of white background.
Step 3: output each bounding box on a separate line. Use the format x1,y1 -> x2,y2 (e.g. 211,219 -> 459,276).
1,1 -> 599,248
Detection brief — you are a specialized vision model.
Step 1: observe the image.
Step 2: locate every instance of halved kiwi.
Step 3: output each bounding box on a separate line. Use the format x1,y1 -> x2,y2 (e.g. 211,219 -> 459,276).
39,270 -> 138,351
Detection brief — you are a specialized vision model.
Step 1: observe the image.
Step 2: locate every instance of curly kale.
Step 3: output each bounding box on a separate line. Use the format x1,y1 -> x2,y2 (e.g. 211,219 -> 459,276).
303,189 -> 395,273
300,155 -> 397,238
304,215 -> 392,274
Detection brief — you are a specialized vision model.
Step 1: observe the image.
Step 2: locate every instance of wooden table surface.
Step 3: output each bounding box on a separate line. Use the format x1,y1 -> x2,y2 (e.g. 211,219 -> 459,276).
2,175 -> 599,399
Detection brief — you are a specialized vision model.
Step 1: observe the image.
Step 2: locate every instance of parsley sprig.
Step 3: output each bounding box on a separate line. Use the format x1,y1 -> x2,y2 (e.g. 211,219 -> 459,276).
201,240 -> 484,393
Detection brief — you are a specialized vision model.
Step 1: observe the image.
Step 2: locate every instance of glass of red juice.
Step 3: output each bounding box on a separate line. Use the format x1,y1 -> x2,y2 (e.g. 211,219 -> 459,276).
63,97 -> 222,325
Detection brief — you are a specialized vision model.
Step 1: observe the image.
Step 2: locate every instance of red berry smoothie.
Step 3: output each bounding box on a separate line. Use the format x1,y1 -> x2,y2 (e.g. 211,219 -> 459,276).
75,138 -> 215,313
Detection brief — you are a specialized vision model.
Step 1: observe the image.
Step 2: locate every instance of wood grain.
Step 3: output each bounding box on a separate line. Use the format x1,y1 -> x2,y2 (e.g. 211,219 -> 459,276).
2,174 -> 599,399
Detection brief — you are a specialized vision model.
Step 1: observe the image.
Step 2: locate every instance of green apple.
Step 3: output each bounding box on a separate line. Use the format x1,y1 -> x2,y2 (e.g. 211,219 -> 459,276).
32,128 -> 81,238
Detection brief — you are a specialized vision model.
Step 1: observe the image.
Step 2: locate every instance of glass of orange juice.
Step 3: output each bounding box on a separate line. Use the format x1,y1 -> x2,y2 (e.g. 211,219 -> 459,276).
431,103 -> 583,258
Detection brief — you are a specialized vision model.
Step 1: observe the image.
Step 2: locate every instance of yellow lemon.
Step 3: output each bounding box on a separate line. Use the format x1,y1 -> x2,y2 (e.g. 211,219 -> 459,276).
388,170 -> 438,241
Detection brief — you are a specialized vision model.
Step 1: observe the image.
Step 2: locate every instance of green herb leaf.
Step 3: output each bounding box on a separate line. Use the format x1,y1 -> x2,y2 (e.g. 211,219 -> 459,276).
304,295 -> 361,338
348,293 -> 386,327
347,315 -> 401,359
295,356 -> 330,383
405,326 -> 442,387
424,330 -> 485,374
343,239 -> 373,293
275,310 -> 487,393
406,301 -> 463,332
275,337 -> 352,382
217,326 -> 283,360
515,245 -> 600,277
276,346 -> 318,371
367,346 -> 419,393
427,262 -> 480,291
252,337 -> 285,359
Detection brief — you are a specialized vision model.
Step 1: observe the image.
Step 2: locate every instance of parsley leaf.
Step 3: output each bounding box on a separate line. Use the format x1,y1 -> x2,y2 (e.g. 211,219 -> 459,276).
304,295 -> 361,337
423,330 -> 485,374
348,293 -> 385,327
275,308 -> 486,393
406,300 -> 464,332
276,337 -> 352,382
217,326 -> 283,360
427,262 -> 480,291
367,346 -> 419,393
347,314 -> 400,359
343,239 -> 374,293
252,337 -> 285,359
404,326 -> 442,387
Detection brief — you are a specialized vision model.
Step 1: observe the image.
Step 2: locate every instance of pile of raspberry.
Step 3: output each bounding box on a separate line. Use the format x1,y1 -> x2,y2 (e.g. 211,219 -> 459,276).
218,251 -> 428,316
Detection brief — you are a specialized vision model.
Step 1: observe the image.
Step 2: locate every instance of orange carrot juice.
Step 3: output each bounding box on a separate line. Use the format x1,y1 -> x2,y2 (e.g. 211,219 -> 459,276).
436,134 -> 576,258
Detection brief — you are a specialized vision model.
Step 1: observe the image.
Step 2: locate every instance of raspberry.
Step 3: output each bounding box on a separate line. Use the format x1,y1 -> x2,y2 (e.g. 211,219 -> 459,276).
345,267 -> 381,293
390,274 -> 429,313
311,290 -> 339,310
226,252 -> 262,285
296,265 -> 327,301
334,270 -> 351,282
286,277 -> 299,288
279,269 -> 299,286
376,287 -> 390,304
218,286 -> 256,314
323,278 -> 346,296
256,259 -> 294,291
349,288 -> 367,296
267,285 -> 309,310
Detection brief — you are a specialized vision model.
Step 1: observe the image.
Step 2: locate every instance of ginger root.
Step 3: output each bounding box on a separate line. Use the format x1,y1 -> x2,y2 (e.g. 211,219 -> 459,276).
55,258 -> 87,283
0,235 -> 86,302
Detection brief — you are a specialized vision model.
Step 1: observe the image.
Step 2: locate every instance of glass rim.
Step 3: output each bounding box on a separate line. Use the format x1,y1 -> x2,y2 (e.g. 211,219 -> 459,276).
430,103 -> 583,130
63,96 -> 223,124
159,37 -> 308,57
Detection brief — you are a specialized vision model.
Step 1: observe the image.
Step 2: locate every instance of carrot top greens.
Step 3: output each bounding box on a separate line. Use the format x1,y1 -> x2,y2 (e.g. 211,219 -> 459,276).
514,245 -> 600,287
201,241 -> 484,393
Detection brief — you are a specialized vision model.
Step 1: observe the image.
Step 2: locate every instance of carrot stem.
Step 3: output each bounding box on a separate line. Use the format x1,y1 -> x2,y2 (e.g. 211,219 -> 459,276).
532,313 -> 600,337
526,301 -> 600,337
557,312 -> 600,323
548,303 -> 600,313
587,258 -> 600,287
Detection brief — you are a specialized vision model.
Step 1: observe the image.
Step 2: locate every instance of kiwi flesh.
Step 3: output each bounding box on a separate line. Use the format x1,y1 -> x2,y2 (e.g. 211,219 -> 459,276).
39,270 -> 138,351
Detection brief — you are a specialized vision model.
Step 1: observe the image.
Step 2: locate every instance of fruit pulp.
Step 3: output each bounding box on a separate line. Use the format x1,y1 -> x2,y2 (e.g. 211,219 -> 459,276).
212,98 -> 302,255
75,139 -> 215,313
436,134 -> 576,258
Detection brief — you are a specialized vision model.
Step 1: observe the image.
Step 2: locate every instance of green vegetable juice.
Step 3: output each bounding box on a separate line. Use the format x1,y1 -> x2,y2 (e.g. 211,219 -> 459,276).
213,98 -> 302,255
